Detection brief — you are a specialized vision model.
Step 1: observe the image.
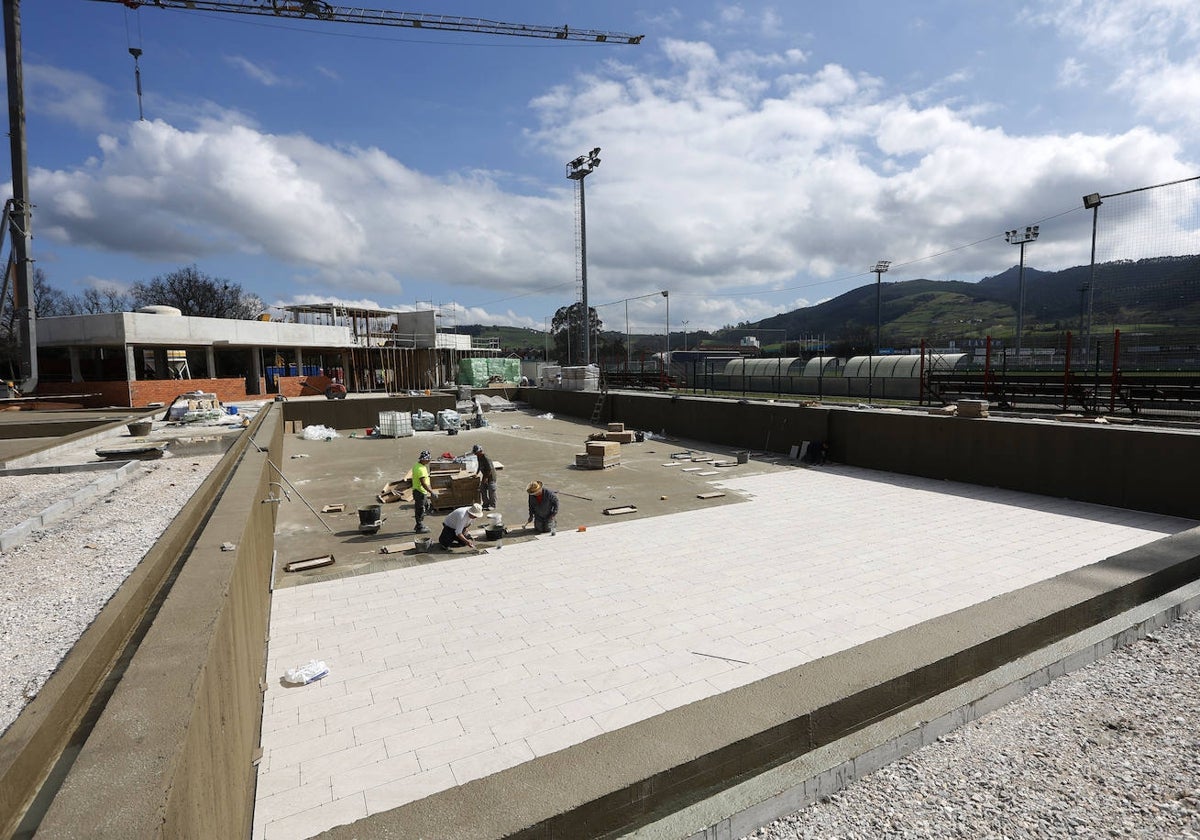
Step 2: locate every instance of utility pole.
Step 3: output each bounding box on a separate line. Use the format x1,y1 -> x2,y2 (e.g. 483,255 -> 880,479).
566,148 -> 600,366
4,0 -> 37,393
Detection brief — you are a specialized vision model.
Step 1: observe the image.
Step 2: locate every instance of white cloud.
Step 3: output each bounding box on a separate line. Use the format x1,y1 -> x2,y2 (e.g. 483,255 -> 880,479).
29,29 -> 1200,331
224,56 -> 286,88
1030,1 -> 1200,127
26,64 -> 117,132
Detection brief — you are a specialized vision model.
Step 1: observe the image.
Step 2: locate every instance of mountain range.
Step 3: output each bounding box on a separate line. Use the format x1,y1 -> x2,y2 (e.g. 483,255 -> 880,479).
755,254 -> 1200,349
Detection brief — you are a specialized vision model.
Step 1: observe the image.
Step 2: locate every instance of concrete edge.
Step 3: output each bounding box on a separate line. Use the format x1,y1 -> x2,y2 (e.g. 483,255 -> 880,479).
316,527 -> 1200,840
0,418 -> 263,838
645,577 -> 1200,840
0,410 -> 155,470
0,461 -> 142,552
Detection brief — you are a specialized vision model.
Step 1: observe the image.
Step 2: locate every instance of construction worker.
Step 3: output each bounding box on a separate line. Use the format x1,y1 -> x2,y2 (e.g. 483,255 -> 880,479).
472,444 -> 497,510
412,450 -> 435,533
439,503 -> 482,550
525,480 -> 559,534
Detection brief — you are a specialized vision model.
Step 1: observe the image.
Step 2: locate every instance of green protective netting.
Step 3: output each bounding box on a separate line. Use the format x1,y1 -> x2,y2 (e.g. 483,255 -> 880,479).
459,357 -> 519,384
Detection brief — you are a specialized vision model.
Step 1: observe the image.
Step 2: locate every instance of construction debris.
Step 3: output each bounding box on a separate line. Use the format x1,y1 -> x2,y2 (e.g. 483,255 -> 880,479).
320,503 -> 345,513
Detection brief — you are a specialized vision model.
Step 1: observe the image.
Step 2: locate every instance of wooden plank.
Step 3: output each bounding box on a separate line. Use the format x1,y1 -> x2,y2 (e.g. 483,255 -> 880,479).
283,554 -> 335,573
696,492 -> 726,500
697,470 -> 719,476
681,467 -> 703,472
602,505 -> 638,516
320,503 -> 345,513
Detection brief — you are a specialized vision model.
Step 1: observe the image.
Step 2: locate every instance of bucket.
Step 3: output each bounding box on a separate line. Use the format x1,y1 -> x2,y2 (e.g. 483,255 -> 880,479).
735,450 -> 749,464
415,537 -> 432,552
484,525 -> 506,541
357,505 -> 382,527
127,421 -> 152,436
226,405 -> 238,415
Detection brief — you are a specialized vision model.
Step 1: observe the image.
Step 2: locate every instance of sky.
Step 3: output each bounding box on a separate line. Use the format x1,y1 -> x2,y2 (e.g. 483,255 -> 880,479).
8,0 -> 1200,335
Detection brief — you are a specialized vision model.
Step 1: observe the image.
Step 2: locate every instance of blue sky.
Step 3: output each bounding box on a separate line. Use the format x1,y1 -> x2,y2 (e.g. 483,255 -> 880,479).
10,1 -> 1200,334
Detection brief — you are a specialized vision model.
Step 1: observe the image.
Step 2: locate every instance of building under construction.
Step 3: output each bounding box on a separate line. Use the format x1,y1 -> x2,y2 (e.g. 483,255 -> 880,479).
29,303 -> 504,408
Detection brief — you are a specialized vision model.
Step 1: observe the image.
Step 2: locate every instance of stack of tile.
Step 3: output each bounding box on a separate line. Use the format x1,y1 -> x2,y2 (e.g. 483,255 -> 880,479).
576,440 -> 621,469
956,399 -> 990,419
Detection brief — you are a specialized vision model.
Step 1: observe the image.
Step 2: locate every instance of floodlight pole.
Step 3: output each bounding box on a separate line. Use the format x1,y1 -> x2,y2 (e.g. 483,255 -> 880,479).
662,290 -> 669,359
869,260 -> 890,403
1005,225 -> 1040,365
1082,193 -> 1102,366
566,147 -> 601,366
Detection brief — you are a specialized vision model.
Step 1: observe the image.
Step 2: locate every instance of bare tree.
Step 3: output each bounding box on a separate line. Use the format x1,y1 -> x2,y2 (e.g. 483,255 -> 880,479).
130,265 -> 263,319
78,286 -> 133,314
0,268 -> 76,379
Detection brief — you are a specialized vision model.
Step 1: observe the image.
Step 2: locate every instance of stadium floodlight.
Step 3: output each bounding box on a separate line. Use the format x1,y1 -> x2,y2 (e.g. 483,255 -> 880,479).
566,148 -> 602,365
869,260 -> 890,403
1005,225 -> 1040,363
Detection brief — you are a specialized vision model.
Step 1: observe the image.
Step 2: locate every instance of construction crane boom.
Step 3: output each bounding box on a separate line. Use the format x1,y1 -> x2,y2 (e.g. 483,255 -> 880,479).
91,0 -> 644,44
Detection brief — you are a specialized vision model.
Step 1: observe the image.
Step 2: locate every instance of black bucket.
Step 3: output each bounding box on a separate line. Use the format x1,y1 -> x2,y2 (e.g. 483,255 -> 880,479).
358,505 -> 382,531
484,525 -> 506,541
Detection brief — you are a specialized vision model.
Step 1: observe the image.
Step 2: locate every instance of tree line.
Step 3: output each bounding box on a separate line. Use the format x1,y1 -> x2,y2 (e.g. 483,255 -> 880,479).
1,265 -> 264,380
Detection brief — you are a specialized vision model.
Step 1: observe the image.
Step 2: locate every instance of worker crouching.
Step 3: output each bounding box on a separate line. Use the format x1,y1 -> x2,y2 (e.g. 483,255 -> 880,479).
525,480 -> 559,535
440,503 -> 483,549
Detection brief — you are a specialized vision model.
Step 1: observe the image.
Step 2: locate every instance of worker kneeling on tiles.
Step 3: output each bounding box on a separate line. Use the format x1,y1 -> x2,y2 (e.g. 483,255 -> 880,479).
525,480 -> 559,534
440,502 -> 482,549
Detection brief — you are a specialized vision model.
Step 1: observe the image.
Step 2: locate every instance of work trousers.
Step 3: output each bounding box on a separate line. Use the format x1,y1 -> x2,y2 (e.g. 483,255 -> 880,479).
414,490 -> 430,526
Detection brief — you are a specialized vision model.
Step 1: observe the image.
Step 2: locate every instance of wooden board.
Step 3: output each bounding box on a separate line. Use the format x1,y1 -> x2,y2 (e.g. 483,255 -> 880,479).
320,503 -> 345,513
681,467 -> 703,472
602,505 -> 638,516
697,470 -> 719,476
696,492 -> 726,500
284,554 -> 335,573
380,542 -> 415,554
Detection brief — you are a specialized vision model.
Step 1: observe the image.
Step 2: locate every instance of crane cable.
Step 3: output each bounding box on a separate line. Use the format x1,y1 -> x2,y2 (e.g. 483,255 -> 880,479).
124,6 -> 146,120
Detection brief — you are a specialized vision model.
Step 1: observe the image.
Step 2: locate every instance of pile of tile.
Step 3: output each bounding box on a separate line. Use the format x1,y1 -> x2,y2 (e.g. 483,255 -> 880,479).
576,440 -> 621,469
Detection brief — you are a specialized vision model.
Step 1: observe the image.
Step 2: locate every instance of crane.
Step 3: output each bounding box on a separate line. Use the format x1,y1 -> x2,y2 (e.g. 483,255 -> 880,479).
1,0 -> 643,395
90,0 -> 644,44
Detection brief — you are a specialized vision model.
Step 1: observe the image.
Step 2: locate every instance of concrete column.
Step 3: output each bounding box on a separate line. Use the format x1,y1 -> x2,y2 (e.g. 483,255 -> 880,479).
154,348 -> 169,378
205,347 -> 216,379
125,345 -> 138,381
68,347 -> 83,383
294,346 -> 304,377
247,348 -> 262,395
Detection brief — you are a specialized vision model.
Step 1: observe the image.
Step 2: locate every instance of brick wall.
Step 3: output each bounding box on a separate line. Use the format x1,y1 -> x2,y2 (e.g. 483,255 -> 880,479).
36,379 -> 266,408
278,375 -> 334,399
130,378 -> 265,407
35,380 -> 131,408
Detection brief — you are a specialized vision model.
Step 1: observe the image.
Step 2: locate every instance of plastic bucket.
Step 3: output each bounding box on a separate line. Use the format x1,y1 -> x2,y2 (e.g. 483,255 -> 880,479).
357,505 -> 382,527
415,537 -> 432,552
127,421 -> 152,436
735,450 -> 749,464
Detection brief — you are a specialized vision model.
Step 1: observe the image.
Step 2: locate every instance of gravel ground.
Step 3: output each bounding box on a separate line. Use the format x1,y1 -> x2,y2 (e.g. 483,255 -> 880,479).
0,437 -> 224,735
744,609 -> 1200,840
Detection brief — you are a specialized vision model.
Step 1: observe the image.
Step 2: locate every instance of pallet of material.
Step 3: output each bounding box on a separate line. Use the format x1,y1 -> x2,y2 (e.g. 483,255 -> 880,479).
607,422 -> 625,432
587,431 -> 635,444
586,440 -> 621,457
575,453 -> 620,469
956,399 -> 990,418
